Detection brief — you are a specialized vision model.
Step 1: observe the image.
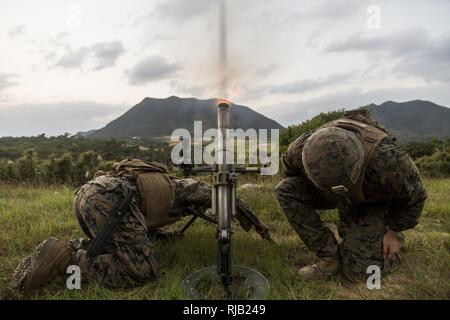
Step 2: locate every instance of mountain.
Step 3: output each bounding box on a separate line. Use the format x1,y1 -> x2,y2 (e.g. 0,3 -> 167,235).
87,97 -> 449,141
364,100 -> 450,141
88,96 -> 284,138
73,129 -> 96,137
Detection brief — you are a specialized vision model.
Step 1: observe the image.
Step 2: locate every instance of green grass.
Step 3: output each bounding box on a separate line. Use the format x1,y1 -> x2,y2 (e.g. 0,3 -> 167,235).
0,178 -> 449,300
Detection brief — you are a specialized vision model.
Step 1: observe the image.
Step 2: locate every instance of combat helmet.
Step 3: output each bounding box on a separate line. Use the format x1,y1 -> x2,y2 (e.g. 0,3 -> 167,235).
302,127 -> 364,195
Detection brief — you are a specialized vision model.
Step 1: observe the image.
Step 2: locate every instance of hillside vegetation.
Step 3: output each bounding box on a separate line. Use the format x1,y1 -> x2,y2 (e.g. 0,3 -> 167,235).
367,100 -> 450,141
1,109 -> 449,187
84,98 -> 450,142
279,110 -> 450,178
0,135 -> 172,186
89,96 -> 284,139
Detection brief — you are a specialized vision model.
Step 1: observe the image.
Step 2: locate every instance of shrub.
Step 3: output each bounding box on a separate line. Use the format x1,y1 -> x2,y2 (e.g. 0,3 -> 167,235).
415,152 -> 450,178
16,150 -> 40,182
279,110 -> 344,152
0,160 -> 15,182
45,154 -> 74,184
72,151 -> 100,185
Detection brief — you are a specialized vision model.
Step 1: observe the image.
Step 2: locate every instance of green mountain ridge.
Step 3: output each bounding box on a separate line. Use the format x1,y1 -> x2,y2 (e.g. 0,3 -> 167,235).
87,97 -> 450,141
365,100 -> 450,141
88,96 -> 284,138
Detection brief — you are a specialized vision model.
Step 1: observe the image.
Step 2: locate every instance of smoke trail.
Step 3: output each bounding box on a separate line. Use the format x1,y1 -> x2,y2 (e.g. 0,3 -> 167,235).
219,0 -> 228,98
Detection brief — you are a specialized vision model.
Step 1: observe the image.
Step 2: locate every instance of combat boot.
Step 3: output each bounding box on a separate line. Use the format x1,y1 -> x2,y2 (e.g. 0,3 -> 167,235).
9,237 -> 75,295
298,255 -> 341,279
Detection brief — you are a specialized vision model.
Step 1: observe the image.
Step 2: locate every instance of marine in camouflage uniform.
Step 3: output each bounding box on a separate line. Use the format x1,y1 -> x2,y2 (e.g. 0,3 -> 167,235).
71,175 -> 212,289
275,111 -> 427,281
10,173 -> 213,293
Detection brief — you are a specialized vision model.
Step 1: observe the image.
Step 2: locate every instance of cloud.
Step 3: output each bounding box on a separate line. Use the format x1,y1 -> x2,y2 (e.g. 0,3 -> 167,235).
268,71 -> 355,95
325,28 -> 429,55
272,0 -> 369,29
8,25 -> 28,38
55,47 -> 90,69
238,71 -> 355,102
90,41 -> 125,70
0,73 -> 19,102
253,63 -> 279,78
394,35 -> 450,83
153,0 -> 215,21
304,0 -> 368,20
325,28 -> 450,83
169,80 -> 209,98
0,101 -> 129,136
0,73 -> 19,91
55,41 -> 125,70
128,56 -> 180,85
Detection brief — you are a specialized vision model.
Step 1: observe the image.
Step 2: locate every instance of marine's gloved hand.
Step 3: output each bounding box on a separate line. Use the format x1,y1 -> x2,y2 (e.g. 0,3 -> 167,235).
153,230 -> 180,240
383,229 -> 400,260
236,213 -> 253,232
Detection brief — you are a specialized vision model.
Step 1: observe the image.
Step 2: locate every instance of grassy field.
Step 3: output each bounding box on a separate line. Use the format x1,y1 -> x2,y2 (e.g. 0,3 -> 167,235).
0,178 -> 449,300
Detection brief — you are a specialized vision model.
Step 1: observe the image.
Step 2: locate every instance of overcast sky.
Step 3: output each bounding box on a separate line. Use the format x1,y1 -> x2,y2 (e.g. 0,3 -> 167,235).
0,0 -> 449,136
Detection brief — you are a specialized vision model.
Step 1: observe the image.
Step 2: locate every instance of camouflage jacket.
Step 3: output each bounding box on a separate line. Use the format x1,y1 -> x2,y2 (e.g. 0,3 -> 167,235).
83,175 -> 211,229
283,132 -> 428,232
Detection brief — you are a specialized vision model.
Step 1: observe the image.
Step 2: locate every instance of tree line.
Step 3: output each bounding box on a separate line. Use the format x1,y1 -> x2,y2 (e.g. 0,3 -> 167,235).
0,135 -> 173,186
1,114 -> 449,186
279,110 -> 450,178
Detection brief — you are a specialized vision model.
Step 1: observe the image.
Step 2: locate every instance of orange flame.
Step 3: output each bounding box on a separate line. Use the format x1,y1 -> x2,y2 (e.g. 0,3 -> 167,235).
216,98 -> 231,105
215,80 -> 243,106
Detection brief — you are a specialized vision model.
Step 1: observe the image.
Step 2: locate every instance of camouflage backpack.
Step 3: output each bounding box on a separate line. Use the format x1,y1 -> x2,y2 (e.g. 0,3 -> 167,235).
109,159 -> 177,229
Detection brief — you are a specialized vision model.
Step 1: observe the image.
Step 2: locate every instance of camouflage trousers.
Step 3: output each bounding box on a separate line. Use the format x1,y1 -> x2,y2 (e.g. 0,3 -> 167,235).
70,177 -> 158,289
275,175 -> 401,282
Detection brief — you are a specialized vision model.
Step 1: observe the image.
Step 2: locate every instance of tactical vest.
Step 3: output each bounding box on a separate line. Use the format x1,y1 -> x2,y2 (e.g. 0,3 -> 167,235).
319,110 -> 389,203
108,159 -> 176,229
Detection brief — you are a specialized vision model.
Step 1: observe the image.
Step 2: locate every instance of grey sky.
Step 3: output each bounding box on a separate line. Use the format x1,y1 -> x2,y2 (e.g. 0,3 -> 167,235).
54,41 -> 125,70
0,0 -> 449,135
128,56 -> 180,85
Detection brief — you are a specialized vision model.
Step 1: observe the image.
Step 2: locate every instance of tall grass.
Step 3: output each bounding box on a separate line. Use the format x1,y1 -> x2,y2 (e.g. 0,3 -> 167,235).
0,178 -> 448,299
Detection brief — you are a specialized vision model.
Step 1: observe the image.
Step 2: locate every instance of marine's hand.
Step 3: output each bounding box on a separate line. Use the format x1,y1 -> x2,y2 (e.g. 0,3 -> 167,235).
154,230 -> 182,240
383,229 -> 400,260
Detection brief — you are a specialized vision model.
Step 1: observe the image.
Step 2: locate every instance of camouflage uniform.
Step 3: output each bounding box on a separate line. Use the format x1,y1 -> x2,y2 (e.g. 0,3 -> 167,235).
69,175 -> 211,289
276,132 -> 427,281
